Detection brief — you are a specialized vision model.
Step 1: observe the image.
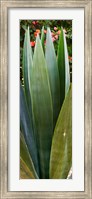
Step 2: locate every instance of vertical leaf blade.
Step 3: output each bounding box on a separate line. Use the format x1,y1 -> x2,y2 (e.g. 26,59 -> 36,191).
23,28 -> 33,119
30,36 -> 53,178
20,132 -> 39,179
63,32 -> 70,95
50,85 -> 72,179
57,27 -> 70,107
57,27 -> 65,106
45,28 -> 60,129
41,26 -> 45,52
20,84 -> 39,176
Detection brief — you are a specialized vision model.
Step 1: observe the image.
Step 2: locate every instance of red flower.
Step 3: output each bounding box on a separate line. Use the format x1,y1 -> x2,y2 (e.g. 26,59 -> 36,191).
54,27 -> 58,31
36,29 -> 40,33
34,29 -> 40,37
51,32 -> 55,36
57,30 -> 61,35
54,35 -> 58,40
44,30 -> 47,34
32,21 -> 38,25
34,32 -> 38,37
52,37 -> 55,42
30,41 -> 35,47
32,21 -> 36,25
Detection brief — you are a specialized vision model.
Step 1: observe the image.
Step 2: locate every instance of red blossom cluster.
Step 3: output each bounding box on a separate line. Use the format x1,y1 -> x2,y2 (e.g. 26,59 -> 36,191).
30,41 -> 35,47
30,26 -> 67,48
30,29 -> 40,47
34,29 -> 40,37
32,21 -> 39,25
54,27 -> 58,31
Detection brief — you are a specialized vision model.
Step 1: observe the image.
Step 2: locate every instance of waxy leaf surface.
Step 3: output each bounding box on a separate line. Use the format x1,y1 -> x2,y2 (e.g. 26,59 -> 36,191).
45,28 -> 60,129
23,28 -> 33,121
57,27 -> 70,107
20,132 -> 39,179
20,84 -> 39,176
30,36 -> 53,178
50,85 -> 72,179
41,26 -> 45,52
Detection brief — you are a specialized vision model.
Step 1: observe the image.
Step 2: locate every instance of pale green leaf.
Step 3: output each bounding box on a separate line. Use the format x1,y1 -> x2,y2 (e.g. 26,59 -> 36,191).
23,27 -> 33,118
30,35 -> 53,178
41,26 -> 45,51
64,30 -> 70,95
45,28 -> 60,129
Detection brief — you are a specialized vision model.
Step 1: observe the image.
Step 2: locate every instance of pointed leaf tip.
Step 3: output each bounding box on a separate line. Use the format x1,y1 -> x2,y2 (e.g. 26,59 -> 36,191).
45,27 -> 60,129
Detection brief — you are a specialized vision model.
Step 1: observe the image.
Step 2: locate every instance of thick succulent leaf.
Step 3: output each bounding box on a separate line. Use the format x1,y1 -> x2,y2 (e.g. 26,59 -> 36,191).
20,83 -> 39,176
20,132 -> 38,179
20,158 -> 35,179
57,27 -> 70,107
63,31 -> 70,95
23,27 -> 33,118
30,35 -> 53,178
57,27 -> 65,105
41,26 -> 45,52
50,85 -> 72,179
45,28 -> 60,129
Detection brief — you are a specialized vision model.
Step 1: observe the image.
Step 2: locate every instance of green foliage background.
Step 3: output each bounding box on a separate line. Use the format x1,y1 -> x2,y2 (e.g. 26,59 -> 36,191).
20,20 -> 72,83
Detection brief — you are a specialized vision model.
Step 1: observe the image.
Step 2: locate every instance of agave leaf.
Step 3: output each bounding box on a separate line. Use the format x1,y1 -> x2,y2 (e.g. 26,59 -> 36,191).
23,27 -> 33,118
20,158 -> 35,179
45,28 -> 60,129
50,85 -> 72,179
63,31 -> 70,95
57,27 -> 65,105
41,26 -> 45,51
57,27 -> 70,107
30,35 -> 53,178
20,132 -> 39,179
20,83 -> 39,176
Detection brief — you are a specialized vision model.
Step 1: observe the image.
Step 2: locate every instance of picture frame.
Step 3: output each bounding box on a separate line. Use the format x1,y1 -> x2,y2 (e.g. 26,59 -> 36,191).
0,0 -> 92,198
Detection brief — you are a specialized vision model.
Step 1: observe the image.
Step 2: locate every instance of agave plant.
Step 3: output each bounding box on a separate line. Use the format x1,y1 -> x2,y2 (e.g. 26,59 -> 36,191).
20,26 -> 72,179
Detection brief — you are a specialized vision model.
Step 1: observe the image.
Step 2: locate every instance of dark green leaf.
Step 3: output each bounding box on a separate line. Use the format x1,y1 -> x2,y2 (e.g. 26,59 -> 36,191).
20,132 -> 39,179
20,83 -> 39,176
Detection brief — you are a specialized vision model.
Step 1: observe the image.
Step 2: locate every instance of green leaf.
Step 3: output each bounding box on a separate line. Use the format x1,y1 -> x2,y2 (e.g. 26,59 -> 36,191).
45,28 -> 60,129
50,85 -> 72,179
20,83 -> 39,176
30,35 -> 53,178
41,26 -> 45,52
20,132 -> 39,179
20,158 -> 35,179
23,27 -> 33,119
63,30 -> 70,95
57,27 -> 70,107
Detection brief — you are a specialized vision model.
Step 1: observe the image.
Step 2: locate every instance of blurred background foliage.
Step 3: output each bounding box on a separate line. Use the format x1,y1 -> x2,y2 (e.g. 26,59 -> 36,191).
20,20 -> 72,83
